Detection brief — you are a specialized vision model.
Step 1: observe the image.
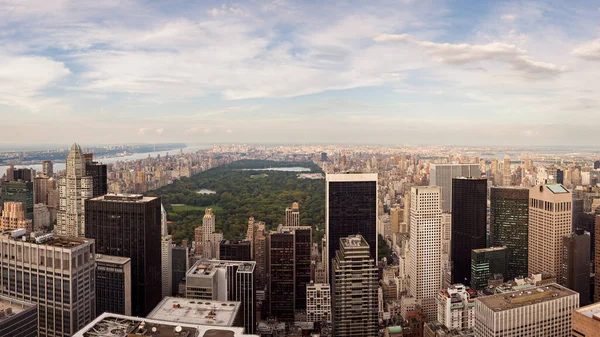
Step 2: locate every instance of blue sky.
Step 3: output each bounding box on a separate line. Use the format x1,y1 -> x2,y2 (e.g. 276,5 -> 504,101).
1,0 -> 600,146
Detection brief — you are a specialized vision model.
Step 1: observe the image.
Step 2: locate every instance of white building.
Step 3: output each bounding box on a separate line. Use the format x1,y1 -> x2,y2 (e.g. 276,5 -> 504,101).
285,202 -> 300,226
161,235 -> 173,298
409,186 -> 442,319
306,282 -> 331,322
198,208 -> 223,259
33,203 -> 50,231
437,284 -> 476,330
56,143 -> 92,237
474,283 -> 578,337
441,213 -> 452,289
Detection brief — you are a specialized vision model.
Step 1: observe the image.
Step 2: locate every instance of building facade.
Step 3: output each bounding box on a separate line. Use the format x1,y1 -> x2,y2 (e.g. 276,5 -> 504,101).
285,202 -> 300,226
266,230 -> 295,322
429,164 -> 480,213
306,282 -> 331,323
220,240 -> 252,261
171,245 -> 189,296
436,284 -> 476,331
562,229 -> 591,306
1,180 -> 34,221
0,294 -> 38,337
161,235 -> 173,298
95,254 -> 132,316
470,247 -> 507,291
572,302 -> 600,337
196,208 -> 223,259
1,202 -> 32,232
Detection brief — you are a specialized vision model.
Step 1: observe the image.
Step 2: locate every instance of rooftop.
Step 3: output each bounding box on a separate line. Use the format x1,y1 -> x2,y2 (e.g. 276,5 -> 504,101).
188,260 -> 256,277
73,313 -> 256,337
545,184 -> 570,194
95,254 -> 131,265
0,295 -> 36,322
90,194 -> 158,202
477,284 -> 576,312
147,297 -> 240,327
472,246 -> 506,254
576,302 -> 600,320
0,230 -> 89,248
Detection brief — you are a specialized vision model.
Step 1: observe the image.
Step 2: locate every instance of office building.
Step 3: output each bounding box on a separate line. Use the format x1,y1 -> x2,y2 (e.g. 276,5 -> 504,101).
85,194 -> 162,316
441,213 -> 452,289
331,235 -> 378,337
220,240 -> 251,261
185,260 -> 256,334
0,294 -> 38,337
5,167 -> 34,182
95,254 -> 132,316
266,229 -> 295,322
326,173 -> 377,281
430,164 -> 480,213
73,313 -> 255,337
85,159 -> 108,197
34,175 -> 50,205
246,217 -> 267,291
148,297 -> 243,328
196,208 -> 223,259
285,202 -> 300,226
33,203 -> 50,231
572,302 -> 600,337
172,245 -> 189,296
0,231 -> 96,337
161,235 -> 173,298
452,178 -> 487,285
470,247 -> 507,291
474,283 -> 578,337
528,183 -> 572,279
562,229 -> 591,306
490,187 -> 529,279
57,143 -> 93,237
1,202 -> 32,232
1,180 -> 34,220
409,186 -> 442,319
436,284 -> 477,330
306,282 -> 331,323
42,160 -> 53,177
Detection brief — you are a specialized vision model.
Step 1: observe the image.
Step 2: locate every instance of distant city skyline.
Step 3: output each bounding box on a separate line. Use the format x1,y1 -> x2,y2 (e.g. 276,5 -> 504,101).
1,0 -> 600,145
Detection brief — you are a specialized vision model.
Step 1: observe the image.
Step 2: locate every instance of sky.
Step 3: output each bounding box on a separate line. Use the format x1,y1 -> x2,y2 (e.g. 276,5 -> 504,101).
1,0 -> 600,146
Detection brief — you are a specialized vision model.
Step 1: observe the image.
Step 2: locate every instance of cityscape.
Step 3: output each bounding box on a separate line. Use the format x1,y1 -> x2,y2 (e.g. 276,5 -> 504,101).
3,0 -> 600,336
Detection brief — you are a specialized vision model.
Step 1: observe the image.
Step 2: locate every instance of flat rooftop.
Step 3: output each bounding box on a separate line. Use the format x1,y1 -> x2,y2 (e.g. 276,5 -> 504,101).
0,231 -> 89,248
96,254 -> 131,265
576,302 -> 600,319
472,246 -> 506,254
0,295 -> 36,322
90,194 -> 158,203
188,260 -> 255,277
148,297 -> 240,327
477,283 -> 576,312
73,313 -> 255,337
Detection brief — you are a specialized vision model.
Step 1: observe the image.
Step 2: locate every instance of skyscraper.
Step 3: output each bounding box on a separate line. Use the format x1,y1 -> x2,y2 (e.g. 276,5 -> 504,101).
42,160 -> 53,177
451,177 -> 487,286
220,240 -> 252,261
246,217 -> 267,291
171,245 -> 189,296
429,164 -> 480,213
470,247 -> 507,291
285,202 -> 300,226
331,235 -> 378,337
528,183 -> 572,279
57,143 -> 93,237
409,186 -> 442,319
0,202 -> 32,232
161,235 -> 173,298
95,254 -> 132,316
85,158 -> 108,197
326,173 -> 377,281
490,187 -> 529,279
562,229 -> 591,306
1,179 -> 34,220
196,208 -> 223,259
85,194 -> 162,316
266,230 -> 295,322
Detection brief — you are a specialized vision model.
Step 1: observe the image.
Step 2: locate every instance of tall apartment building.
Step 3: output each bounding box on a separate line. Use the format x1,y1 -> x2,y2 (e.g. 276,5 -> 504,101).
57,143 -> 93,237
409,186 -> 442,319
474,283 -> 578,337
326,173 -> 377,281
84,157 -> 107,197
452,177 -> 487,286
220,240 -> 251,261
195,208 -> 222,259
441,213 -> 452,289
185,260 -> 256,334
430,164 -> 480,213
42,160 -> 53,177
85,194 -> 162,316
471,247 -> 507,291
1,202 -> 32,232
95,254 -> 132,316
1,179 -> 34,220
306,282 -> 331,323
34,175 -> 50,205
0,294 -> 38,337
562,229 -> 591,306
528,183 -> 572,279
331,235 -> 378,337
161,235 -> 173,298
0,231 -> 96,337
5,167 -> 34,182
490,187 -> 529,279
285,202 -> 300,226
436,284 -> 477,330
502,156 -> 512,186
246,217 -> 267,291
33,203 -> 50,231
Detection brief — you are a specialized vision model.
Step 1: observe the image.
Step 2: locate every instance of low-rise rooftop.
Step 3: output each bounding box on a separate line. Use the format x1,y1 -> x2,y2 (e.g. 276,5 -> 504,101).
0,295 -> 36,322
477,283 -> 576,312
188,260 -> 256,278
148,297 -> 240,327
576,302 -> 600,319
90,194 -> 158,203
0,230 -> 89,248
95,254 -> 131,265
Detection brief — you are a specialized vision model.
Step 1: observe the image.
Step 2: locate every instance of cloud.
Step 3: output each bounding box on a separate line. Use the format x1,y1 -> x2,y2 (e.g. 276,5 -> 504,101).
374,34 -> 567,78
155,128 -> 164,135
572,40 -> 600,61
501,14 -> 517,21
138,127 -> 151,135
185,127 -> 198,134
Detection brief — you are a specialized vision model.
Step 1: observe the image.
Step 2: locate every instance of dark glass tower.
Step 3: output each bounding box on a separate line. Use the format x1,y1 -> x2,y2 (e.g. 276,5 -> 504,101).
562,229 -> 591,306
1,180 -> 34,220
293,227 -> 312,311
471,247 -> 507,291
85,194 -> 162,316
326,173 -> 377,281
85,158 -> 108,197
171,246 -> 189,296
490,187 -> 529,279
267,231 -> 295,322
219,239 -> 252,261
451,177 -> 487,285
95,255 -> 132,316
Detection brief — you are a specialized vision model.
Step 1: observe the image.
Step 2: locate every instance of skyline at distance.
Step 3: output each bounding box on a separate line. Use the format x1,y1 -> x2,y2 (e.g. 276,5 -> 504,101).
1,0 -> 600,146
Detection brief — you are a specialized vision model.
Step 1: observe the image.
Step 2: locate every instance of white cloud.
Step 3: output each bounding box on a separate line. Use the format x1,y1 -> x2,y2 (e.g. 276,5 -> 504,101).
138,128 -> 150,135
155,128 -> 164,135
572,39 -> 600,61
501,14 -> 517,21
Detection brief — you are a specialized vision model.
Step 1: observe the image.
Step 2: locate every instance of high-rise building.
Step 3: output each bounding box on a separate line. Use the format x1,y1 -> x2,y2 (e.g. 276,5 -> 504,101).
85,194 -> 162,316
471,247 -> 507,291
306,282 -> 331,323
490,187 -> 529,279
321,152 -> 328,162
171,245 -> 189,296
42,160 -> 53,177
220,240 -> 252,261
34,175 -> 50,205
0,294 -> 38,337
429,164 -> 480,213
33,203 -> 50,231
1,180 -> 34,220
528,183 -> 572,279
85,159 -> 108,197
161,235 -> 173,298
331,235 -> 378,337
285,202 -> 300,226
595,216 -> 600,303
266,230 -> 295,322
0,231 -> 96,337
185,260 -> 256,334
502,156 -> 511,186
451,177 -> 487,286
326,173 -> 377,281
5,167 -> 34,182
562,229 -> 591,306
572,302 -> 600,336
1,201 -> 32,232
196,208 -> 223,259
436,284 -> 477,331
474,284 -> 578,337
441,213 -> 452,289
246,217 -> 267,291
409,186 -> 442,319
57,143 -> 93,237
95,254 -> 132,316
